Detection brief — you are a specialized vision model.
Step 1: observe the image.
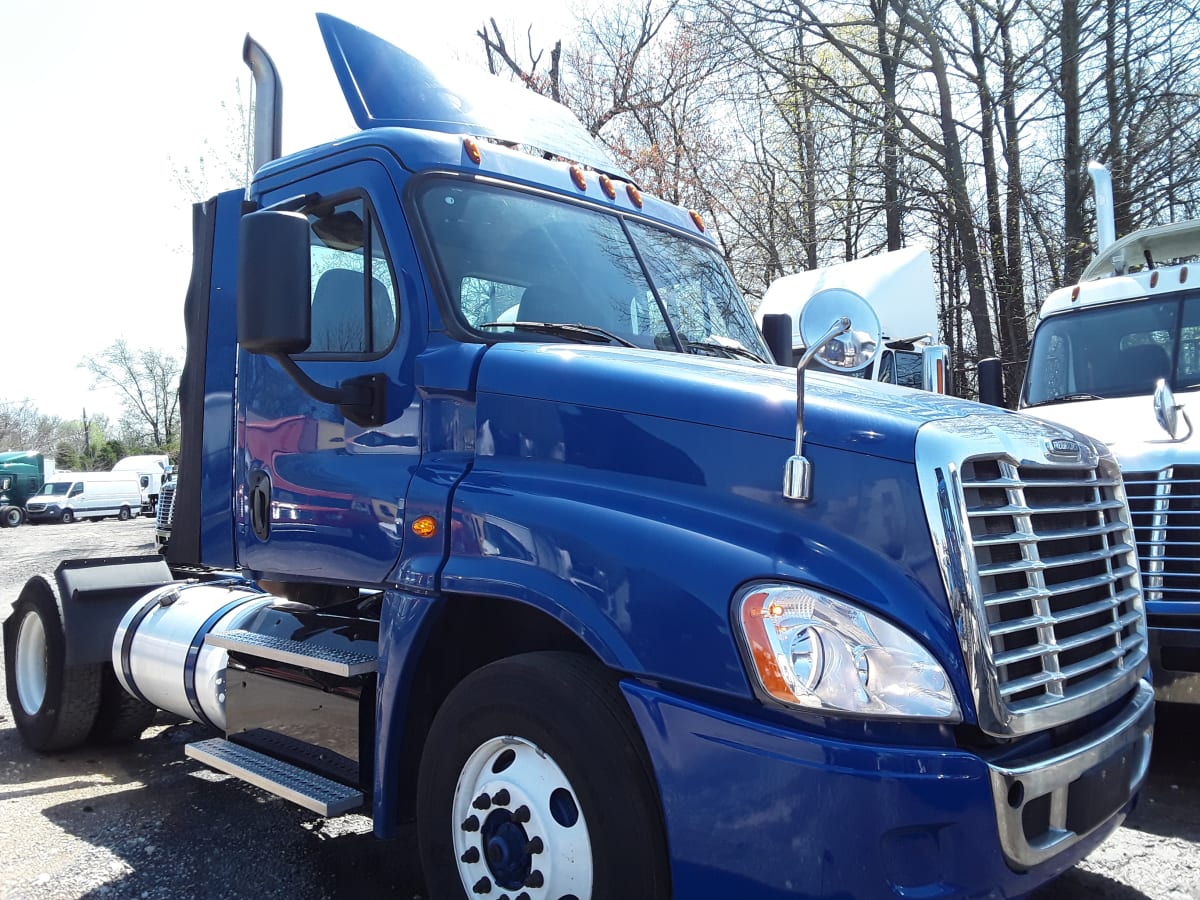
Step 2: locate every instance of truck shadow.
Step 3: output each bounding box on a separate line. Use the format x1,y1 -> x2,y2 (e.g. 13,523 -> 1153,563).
7,715 -> 425,899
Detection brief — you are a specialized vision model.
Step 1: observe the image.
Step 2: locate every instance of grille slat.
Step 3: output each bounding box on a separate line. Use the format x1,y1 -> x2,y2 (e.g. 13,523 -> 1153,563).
961,456 -> 1146,716
1124,466 -> 1200,602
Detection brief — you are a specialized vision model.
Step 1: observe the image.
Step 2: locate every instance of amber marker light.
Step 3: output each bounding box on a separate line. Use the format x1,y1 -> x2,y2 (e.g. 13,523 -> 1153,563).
1182,266 -> 1190,284
689,210 -> 706,232
626,184 -> 643,208
1071,285 -> 1081,302
411,515 -> 438,538
569,164 -> 588,191
739,591 -> 792,701
463,137 -> 482,165
599,173 -> 617,200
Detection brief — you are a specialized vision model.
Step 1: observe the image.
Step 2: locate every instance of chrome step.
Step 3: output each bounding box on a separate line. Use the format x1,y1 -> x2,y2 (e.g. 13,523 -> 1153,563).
204,629 -> 377,676
185,738 -> 363,817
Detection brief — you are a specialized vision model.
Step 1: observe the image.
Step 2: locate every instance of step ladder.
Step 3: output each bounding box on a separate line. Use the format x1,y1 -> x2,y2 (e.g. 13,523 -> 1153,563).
186,737 -> 364,816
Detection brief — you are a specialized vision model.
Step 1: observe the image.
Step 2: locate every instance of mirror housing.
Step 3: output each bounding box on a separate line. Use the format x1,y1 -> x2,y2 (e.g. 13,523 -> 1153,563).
761,313 -> 794,366
1154,378 -> 1191,441
978,357 -> 1005,406
238,209 -> 312,355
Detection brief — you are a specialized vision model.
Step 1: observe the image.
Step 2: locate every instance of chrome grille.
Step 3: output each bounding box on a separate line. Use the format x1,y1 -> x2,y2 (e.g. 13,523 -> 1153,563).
1123,467 -> 1200,602
960,458 -> 1145,718
156,482 -> 176,530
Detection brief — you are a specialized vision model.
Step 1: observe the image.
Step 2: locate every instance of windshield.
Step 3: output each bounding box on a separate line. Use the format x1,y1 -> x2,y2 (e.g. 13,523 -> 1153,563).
39,481 -> 72,496
416,179 -> 770,361
1023,291 -> 1200,406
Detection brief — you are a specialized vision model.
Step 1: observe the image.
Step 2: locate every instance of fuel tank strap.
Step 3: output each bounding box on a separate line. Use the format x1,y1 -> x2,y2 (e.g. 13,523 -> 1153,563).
183,596 -> 264,729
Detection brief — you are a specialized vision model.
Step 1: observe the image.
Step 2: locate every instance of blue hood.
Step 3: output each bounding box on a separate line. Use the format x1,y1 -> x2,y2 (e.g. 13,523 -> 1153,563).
474,343 -> 1014,462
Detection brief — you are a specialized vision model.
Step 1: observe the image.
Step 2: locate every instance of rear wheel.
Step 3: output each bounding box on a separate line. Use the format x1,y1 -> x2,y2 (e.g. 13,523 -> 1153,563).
60,509 -> 75,524
90,667 -> 157,744
417,652 -> 670,900
3,577 -> 101,751
117,506 -> 132,521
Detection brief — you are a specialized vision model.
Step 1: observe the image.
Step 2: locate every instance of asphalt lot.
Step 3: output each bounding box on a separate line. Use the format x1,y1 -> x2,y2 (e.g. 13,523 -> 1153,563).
0,516 -> 1197,899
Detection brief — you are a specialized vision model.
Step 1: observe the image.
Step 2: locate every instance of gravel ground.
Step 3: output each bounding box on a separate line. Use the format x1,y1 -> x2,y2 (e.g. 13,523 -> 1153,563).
0,517 -> 1197,899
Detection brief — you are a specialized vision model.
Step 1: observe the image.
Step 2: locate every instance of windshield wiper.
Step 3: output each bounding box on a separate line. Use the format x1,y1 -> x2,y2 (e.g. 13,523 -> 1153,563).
1026,393 -> 1104,407
684,340 -> 768,364
479,321 -> 637,348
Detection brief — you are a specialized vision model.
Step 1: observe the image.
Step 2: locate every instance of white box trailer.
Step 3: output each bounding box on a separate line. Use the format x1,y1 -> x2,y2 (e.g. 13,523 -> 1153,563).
113,454 -> 170,513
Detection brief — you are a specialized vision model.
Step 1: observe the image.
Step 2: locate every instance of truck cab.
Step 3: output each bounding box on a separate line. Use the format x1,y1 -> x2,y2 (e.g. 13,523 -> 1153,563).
4,18 -> 1153,900
1020,164 -> 1200,704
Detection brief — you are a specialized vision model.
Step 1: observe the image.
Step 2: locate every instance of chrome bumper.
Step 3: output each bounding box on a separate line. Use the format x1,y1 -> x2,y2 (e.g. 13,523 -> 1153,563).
987,679 -> 1154,870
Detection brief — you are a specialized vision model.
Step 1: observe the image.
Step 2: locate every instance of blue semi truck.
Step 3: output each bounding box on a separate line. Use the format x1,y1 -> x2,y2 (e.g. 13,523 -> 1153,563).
3,17 -> 1153,899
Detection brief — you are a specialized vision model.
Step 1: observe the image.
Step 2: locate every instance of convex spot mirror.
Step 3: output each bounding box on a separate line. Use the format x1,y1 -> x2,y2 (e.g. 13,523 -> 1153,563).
799,287 -> 882,373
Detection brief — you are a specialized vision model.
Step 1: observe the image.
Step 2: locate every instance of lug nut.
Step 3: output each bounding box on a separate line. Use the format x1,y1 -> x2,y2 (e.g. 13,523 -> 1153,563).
512,805 -> 530,824
473,792 -> 492,810
525,837 -> 543,854
473,875 -> 492,893
492,789 -> 511,806
461,846 -> 480,864
524,870 -> 544,888
462,814 -> 480,832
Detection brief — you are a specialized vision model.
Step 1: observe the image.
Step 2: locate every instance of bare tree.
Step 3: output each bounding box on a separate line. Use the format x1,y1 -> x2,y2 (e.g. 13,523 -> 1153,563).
80,341 -> 182,452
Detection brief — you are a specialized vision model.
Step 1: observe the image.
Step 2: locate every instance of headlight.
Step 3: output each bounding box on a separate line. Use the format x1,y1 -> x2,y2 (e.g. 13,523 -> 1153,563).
736,583 -> 961,721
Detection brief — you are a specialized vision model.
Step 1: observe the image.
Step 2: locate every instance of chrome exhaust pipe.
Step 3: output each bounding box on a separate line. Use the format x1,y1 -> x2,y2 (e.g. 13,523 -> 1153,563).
1087,161 -> 1117,256
243,35 -> 283,175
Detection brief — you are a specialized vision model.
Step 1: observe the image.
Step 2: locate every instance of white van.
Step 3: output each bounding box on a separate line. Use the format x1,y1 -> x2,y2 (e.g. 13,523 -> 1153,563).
25,472 -> 143,524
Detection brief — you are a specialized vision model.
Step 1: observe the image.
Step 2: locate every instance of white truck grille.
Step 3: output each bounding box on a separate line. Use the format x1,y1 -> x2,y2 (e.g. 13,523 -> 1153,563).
1123,466 -> 1200,603
156,482 -> 176,530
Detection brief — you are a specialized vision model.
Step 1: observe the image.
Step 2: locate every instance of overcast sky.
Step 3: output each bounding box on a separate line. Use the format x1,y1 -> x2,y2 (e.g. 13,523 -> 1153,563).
0,0 -> 570,421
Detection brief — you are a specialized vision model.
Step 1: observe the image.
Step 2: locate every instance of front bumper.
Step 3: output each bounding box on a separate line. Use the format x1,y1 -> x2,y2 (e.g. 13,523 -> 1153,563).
1149,623 -> 1200,704
622,679 -> 1153,899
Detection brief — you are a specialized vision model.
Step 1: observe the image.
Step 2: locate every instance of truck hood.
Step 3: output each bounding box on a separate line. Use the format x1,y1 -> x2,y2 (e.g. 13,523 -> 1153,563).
475,343 -> 1042,462
1023,390 -> 1200,471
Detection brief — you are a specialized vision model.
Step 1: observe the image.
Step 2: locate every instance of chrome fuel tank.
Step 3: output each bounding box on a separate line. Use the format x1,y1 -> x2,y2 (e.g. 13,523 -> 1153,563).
112,581 -> 275,730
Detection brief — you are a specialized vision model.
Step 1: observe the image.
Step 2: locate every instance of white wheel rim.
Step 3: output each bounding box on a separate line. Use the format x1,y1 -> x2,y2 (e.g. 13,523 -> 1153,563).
452,735 -> 593,899
15,610 -> 48,715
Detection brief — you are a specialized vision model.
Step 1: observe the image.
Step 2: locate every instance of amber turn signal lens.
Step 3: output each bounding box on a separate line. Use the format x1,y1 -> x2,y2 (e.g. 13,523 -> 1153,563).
411,515 -> 438,538
463,138 -> 482,165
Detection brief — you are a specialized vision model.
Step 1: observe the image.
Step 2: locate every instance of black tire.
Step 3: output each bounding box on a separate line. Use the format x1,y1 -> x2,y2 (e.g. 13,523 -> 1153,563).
416,652 -> 670,900
61,509 -> 75,524
89,666 -> 157,744
117,506 -> 132,521
0,506 -> 20,527
3,576 -> 102,751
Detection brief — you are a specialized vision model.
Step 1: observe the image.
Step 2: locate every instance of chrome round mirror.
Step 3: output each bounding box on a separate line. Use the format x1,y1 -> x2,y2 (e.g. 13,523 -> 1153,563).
1154,378 -> 1179,438
798,288 -> 882,374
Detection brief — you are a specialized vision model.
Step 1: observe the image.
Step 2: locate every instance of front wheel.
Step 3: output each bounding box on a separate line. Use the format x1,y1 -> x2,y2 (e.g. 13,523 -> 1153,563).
416,652 -> 670,900
60,509 -> 75,524
0,506 -> 21,528
3,577 -> 102,751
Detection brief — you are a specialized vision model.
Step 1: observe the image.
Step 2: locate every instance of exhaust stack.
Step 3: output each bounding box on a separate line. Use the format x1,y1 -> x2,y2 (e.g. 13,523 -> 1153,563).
1087,161 -> 1117,258
243,35 -> 283,175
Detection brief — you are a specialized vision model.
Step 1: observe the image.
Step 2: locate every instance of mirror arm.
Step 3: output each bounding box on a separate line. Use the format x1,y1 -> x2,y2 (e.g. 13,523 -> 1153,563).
269,353 -> 387,428
784,317 -> 851,502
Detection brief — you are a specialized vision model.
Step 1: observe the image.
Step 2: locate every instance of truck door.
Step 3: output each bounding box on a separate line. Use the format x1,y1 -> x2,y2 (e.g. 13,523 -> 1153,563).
235,160 -> 423,586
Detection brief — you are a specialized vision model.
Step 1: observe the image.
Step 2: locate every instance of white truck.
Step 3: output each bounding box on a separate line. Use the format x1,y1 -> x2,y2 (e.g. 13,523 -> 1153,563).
756,246 -> 950,392
1014,162 -> 1200,704
113,454 -> 170,514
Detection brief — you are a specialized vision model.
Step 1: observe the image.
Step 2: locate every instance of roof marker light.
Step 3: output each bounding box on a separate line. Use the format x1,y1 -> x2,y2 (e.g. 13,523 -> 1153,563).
599,173 -> 617,200
1151,271 -> 1160,288
626,184 -> 643,208
1071,285 -> 1081,302
1183,266 -> 1190,284
463,137 -> 482,165
569,164 -> 588,191
689,210 -> 706,232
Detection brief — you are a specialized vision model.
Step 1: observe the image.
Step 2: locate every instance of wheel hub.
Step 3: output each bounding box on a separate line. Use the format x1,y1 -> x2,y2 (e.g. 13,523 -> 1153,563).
482,810 -> 531,889
14,610 -> 48,715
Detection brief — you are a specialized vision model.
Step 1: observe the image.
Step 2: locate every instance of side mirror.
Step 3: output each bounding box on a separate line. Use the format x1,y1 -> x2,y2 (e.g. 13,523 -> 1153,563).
978,357 -> 1004,406
238,209 -> 312,355
1154,378 -> 1192,441
761,314 -> 794,366
798,288 -> 881,374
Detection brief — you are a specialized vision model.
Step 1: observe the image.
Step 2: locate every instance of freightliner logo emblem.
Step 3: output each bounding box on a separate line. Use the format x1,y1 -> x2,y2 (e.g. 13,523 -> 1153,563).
1046,437 -> 1082,459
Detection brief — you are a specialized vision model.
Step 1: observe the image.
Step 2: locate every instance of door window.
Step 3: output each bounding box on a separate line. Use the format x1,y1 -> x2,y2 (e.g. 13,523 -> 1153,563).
305,197 -> 399,355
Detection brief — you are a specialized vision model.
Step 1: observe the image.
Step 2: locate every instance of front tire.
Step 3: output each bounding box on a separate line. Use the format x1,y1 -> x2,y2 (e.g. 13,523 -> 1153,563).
60,509 -> 75,524
416,652 -> 670,900
1,506 -> 21,527
3,577 -> 102,751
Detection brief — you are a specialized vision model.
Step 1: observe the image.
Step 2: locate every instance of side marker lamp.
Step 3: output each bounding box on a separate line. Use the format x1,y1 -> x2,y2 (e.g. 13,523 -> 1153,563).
411,515 -> 438,538
463,137 -> 482,165
736,584 -> 960,721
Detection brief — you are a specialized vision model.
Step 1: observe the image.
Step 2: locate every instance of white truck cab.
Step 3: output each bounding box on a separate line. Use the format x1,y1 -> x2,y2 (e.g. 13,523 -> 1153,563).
1020,162 -> 1200,704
